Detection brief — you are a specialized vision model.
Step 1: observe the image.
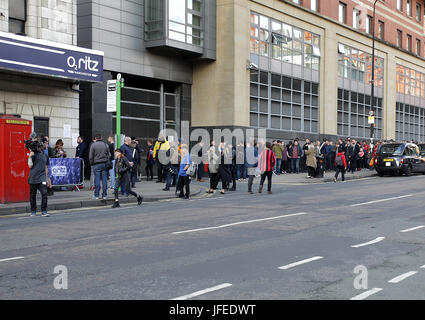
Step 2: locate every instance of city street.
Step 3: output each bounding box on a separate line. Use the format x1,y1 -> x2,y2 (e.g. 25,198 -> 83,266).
1,174 -> 425,300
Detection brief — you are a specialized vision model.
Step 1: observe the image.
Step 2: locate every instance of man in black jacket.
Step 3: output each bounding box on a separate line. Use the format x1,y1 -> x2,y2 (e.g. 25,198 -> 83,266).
28,142 -> 50,217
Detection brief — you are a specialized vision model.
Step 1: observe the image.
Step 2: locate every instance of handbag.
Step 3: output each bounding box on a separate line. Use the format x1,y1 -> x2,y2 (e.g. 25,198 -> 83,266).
185,162 -> 198,177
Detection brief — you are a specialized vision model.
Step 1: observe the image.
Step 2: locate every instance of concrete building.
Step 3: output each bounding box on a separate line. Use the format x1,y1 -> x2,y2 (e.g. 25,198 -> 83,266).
0,0 -> 103,157
192,0 -> 425,143
77,0 -> 216,147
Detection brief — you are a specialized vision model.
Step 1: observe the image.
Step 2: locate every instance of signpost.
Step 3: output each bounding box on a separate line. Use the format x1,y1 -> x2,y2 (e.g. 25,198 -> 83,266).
107,74 -> 124,149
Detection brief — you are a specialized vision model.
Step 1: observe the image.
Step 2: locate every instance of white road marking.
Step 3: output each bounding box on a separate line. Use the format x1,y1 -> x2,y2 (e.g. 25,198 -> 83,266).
388,271 -> 418,284
278,256 -> 324,270
400,225 -> 425,233
351,237 -> 385,248
171,283 -> 233,300
172,212 -> 309,235
350,194 -> 413,207
421,265 -> 425,269
350,288 -> 383,300
0,256 -> 24,263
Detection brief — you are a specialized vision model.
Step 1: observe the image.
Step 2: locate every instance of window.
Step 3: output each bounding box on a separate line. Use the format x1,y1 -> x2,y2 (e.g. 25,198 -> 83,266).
311,0 -> 318,12
338,89 -> 383,139
293,0 -> 302,4
168,0 -> 203,46
407,0 -> 412,16
397,29 -> 402,48
407,34 -> 412,52
397,0 -> 403,11
416,39 -> 421,56
416,3 -> 422,21
378,20 -> 384,39
339,2 -> 346,24
353,9 -> 360,29
396,64 -> 425,98
9,0 -> 26,35
396,103 -> 425,142
145,0 -> 164,40
366,15 -> 372,35
34,117 -> 49,138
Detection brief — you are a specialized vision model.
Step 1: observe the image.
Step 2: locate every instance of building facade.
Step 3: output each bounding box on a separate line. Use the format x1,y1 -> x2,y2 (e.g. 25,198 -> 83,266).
77,0 -> 216,147
193,0 -> 425,143
0,0 -> 103,156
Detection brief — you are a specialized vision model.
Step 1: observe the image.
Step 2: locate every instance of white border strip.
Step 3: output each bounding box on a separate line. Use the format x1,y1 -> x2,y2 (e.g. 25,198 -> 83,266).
0,59 -> 64,72
171,283 -> 233,300
350,288 -> 383,300
350,195 -> 413,207
400,225 -> 425,233
0,39 -> 65,54
388,271 -> 417,284
172,212 -> 309,235
351,237 -> 385,248
0,256 -> 24,263
278,256 -> 324,270
0,31 -> 104,56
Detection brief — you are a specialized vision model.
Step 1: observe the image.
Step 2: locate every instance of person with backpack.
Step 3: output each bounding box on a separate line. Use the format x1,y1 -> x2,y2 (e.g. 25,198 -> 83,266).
111,149 -> 143,208
258,141 -> 276,194
177,145 -> 192,199
334,145 -> 347,182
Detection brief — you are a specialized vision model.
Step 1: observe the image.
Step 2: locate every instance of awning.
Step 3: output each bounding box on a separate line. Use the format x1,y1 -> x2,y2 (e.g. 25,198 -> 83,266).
0,31 -> 104,82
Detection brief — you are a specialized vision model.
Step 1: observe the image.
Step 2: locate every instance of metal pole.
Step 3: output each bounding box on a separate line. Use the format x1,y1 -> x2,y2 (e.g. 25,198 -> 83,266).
370,0 -> 379,160
116,74 -> 124,149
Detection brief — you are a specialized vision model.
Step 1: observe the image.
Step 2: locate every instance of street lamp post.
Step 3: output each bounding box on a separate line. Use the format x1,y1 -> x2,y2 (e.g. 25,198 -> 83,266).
370,0 -> 382,159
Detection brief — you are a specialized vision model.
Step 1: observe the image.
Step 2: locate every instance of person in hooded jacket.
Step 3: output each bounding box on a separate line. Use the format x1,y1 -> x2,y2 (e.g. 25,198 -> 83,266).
333,145 -> 347,182
112,149 -> 143,208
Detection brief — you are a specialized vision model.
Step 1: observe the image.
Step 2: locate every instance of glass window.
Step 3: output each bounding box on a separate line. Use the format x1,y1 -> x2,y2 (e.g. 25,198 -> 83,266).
167,0 -> 203,46
339,2 -> 346,24
416,3 -> 422,21
353,9 -> 360,29
9,0 -> 26,34
311,0 -> 318,12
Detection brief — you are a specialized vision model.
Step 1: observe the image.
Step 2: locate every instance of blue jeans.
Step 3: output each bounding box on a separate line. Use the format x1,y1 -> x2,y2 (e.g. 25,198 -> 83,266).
237,164 -> 246,179
93,163 -> 108,198
291,158 -> 300,173
275,159 -> 282,174
109,160 -> 116,189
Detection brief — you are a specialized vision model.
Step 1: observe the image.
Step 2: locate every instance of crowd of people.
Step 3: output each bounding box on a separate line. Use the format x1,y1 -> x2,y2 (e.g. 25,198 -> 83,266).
28,132 -> 423,217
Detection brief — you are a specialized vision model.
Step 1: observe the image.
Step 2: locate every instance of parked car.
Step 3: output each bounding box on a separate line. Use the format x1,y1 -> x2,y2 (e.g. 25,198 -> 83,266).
375,143 -> 425,176
419,144 -> 425,157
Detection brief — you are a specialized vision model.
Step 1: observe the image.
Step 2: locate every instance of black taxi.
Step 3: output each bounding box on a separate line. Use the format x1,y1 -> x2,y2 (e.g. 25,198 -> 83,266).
375,143 -> 425,176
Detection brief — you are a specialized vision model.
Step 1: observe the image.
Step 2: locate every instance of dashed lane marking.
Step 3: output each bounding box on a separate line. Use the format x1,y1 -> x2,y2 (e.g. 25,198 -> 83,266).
400,225 -> 425,233
0,256 -> 24,263
171,283 -> 233,300
350,195 -> 413,207
350,288 -> 383,300
278,256 -> 324,270
351,237 -> 385,248
388,271 -> 418,284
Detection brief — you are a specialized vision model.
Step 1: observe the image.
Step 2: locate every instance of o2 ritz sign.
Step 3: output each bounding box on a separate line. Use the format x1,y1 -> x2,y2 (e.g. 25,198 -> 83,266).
51,166 -> 67,177
66,55 -> 101,79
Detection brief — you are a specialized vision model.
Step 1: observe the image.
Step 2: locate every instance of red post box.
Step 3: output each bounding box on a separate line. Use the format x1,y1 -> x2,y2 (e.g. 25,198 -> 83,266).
0,115 -> 33,203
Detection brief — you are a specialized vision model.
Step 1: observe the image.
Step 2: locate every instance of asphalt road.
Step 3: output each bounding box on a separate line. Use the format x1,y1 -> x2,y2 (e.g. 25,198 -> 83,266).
1,173 -> 425,300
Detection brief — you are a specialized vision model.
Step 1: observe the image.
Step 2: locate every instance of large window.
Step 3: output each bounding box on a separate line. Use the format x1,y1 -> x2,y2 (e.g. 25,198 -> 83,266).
145,0 -> 164,40
168,0 -> 203,46
9,0 -> 26,35
338,43 -> 384,87
338,89 -> 383,139
339,2 -> 347,24
250,70 -> 319,133
396,103 -> 425,142
396,64 -> 425,98
250,13 -> 321,70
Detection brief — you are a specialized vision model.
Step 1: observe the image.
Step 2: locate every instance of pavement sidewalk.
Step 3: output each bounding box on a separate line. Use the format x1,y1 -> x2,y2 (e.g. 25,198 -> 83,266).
0,179 -> 204,216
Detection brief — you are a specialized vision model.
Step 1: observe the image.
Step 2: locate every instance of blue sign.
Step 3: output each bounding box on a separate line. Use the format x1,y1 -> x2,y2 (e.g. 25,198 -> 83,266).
0,32 -> 103,82
48,158 -> 83,186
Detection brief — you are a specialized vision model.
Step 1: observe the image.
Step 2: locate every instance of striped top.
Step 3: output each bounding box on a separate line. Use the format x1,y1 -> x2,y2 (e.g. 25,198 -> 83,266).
258,149 -> 276,172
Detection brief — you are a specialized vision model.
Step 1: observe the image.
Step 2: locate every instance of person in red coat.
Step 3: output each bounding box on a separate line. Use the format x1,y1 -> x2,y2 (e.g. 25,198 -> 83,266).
333,145 -> 347,182
258,141 -> 276,194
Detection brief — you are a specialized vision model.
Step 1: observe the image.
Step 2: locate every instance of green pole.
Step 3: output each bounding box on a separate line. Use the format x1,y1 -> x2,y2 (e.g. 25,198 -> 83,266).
116,74 -> 124,149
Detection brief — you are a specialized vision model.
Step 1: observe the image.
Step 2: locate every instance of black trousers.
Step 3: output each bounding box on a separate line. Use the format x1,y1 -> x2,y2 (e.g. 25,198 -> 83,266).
209,172 -> 220,190
177,175 -> 190,197
146,163 -> 154,179
156,161 -> 164,182
30,183 -> 48,213
259,171 -> 273,191
307,166 -> 316,177
115,173 -> 138,200
335,167 -> 346,181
